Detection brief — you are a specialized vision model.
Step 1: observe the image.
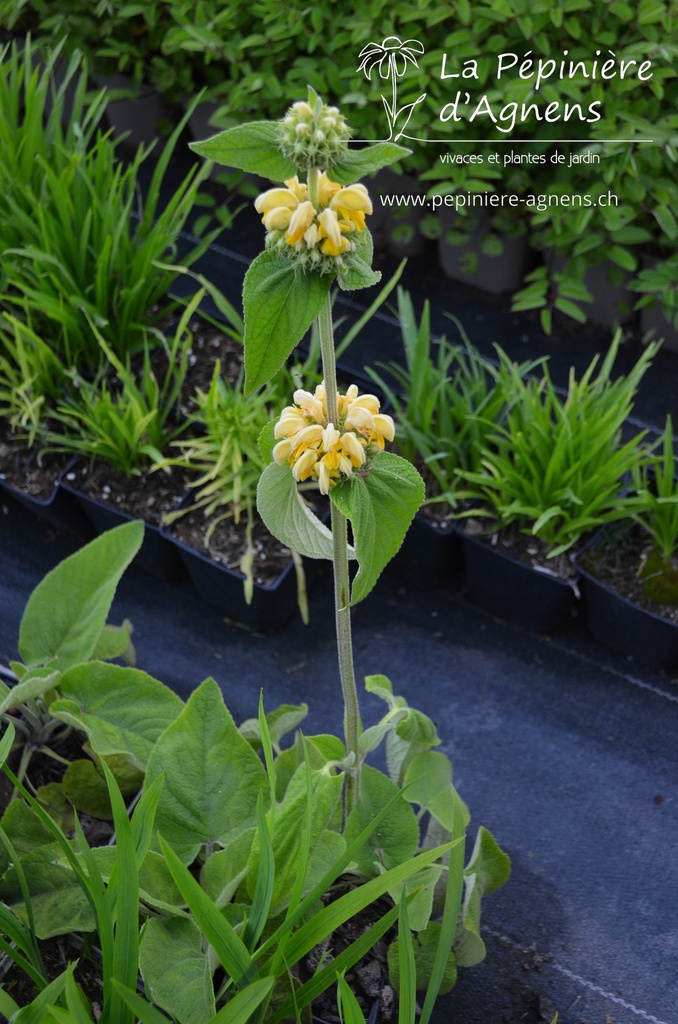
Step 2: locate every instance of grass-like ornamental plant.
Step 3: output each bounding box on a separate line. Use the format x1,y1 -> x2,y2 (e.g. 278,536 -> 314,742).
456,334 -> 660,557
610,416 -> 678,605
43,295 -> 200,476
163,362 -> 270,532
368,288 -> 544,510
160,360 -> 273,604
0,314 -> 65,445
631,416 -> 678,565
0,38 -> 107,237
0,98 -> 215,371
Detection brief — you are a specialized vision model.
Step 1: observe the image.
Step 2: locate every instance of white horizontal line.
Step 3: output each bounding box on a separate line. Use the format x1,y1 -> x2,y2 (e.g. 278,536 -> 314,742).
485,928 -> 672,1024
552,963 -> 672,1024
544,641 -> 678,705
352,137 -> 655,144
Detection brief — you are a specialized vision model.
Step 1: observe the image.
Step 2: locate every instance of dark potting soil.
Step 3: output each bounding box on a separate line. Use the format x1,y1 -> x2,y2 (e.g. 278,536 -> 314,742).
0,421 -> 71,502
1,934 -> 107,1014
303,892 -> 396,1023
171,507 -> 294,587
581,523 -> 678,624
461,516 -> 579,582
181,316 -> 244,412
63,460 -> 187,527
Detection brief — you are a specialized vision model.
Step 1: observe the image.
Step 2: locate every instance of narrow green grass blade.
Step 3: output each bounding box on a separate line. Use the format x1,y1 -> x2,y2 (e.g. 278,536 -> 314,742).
12,965 -> 72,1024
64,971 -> 95,1024
102,761 -> 138,1024
257,693 -> 277,828
268,902 -> 400,1024
285,737 -> 314,918
0,825 -> 47,985
158,835 -> 256,988
0,720 -> 15,764
71,813 -> 115,1004
337,973 -> 367,1024
282,839 -> 458,966
260,737 -> 317,1017
397,893 -> 417,1024
418,801 -> 466,1024
211,977 -> 275,1024
0,933 -> 45,989
114,982 -> 173,1024
242,792 -> 275,950
131,773 -> 164,863
0,986 -> 20,1018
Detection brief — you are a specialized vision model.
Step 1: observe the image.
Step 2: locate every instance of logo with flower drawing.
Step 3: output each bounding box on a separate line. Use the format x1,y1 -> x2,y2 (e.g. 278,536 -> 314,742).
356,36 -> 427,141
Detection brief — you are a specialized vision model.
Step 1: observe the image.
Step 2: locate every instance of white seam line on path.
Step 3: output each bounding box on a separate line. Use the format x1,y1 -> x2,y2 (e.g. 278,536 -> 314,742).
551,963 -> 672,1024
485,928 -> 672,1024
543,640 -> 678,707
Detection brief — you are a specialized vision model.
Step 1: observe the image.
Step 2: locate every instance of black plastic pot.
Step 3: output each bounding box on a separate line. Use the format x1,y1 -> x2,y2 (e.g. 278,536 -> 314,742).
0,458 -> 93,539
60,471 -> 186,582
461,530 -> 578,633
388,513 -> 462,588
577,546 -> 678,671
166,520 -> 325,632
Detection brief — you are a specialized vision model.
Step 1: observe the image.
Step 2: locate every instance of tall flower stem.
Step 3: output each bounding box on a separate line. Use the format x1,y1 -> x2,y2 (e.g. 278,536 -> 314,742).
316,285 -> 361,814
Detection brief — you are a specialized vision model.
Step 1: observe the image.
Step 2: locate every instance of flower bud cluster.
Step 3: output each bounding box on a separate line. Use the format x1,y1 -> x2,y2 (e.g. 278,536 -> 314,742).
273,383 -> 395,495
279,96 -> 351,171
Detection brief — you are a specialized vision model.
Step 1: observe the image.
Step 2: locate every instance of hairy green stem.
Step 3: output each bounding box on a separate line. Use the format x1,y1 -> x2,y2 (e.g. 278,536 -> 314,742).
317,289 -> 361,813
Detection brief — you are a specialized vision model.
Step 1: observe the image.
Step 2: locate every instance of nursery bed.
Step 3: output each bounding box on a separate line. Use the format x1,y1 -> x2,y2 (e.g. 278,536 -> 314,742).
2,158 -> 678,1021
1,485 -> 676,1024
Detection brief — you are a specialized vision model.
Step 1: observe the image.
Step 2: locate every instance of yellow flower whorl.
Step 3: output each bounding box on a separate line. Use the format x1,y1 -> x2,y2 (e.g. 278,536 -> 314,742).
272,383 -> 395,495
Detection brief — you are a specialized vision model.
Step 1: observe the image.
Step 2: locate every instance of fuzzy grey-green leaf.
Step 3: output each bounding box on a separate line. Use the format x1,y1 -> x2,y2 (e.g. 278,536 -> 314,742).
338,229 -> 381,292
51,662 -> 184,772
331,142 -> 411,184
330,451 -> 424,604
189,121 -> 296,180
243,250 -> 331,393
146,678 -> 267,863
18,520 -> 143,671
344,765 -> 419,878
140,917 -> 216,1024
257,461 -> 335,560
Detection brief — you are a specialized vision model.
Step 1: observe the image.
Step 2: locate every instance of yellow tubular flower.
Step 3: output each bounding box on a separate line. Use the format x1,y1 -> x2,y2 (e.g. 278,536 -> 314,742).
274,408 -> 307,437
317,208 -> 348,256
272,438 -> 294,464
331,184 -> 373,233
318,171 -> 342,206
322,423 -> 340,451
292,448 -> 318,482
340,432 -> 366,466
254,173 -> 371,268
317,461 -> 331,495
344,405 -> 375,434
293,389 -> 325,423
254,178 -> 308,233
374,413 -> 396,442
332,183 -> 372,213
272,383 -> 395,493
286,201 -> 317,246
